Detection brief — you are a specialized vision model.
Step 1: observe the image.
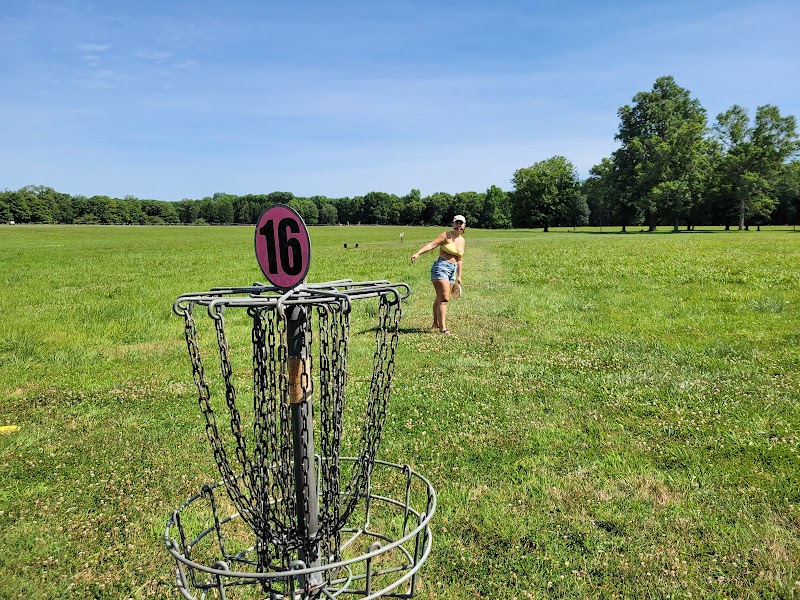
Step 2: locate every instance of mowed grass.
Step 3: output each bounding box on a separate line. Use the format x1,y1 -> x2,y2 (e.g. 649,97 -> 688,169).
0,224 -> 798,599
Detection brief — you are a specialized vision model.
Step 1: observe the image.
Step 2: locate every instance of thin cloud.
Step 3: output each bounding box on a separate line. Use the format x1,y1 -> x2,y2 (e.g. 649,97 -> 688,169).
78,43 -> 111,52
81,69 -> 124,90
136,50 -> 175,62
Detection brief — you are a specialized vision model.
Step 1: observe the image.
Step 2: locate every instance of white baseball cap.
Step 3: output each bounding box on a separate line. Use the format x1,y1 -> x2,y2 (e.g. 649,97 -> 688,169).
453,215 -> 466,225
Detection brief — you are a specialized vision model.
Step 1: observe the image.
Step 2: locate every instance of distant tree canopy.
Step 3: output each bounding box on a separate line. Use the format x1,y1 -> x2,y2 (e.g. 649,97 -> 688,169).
510,156 -> 588,231
583,76 -> 799,231
612,76 -> 710,232
3,76 -> 798,230
0,186 -> 513,228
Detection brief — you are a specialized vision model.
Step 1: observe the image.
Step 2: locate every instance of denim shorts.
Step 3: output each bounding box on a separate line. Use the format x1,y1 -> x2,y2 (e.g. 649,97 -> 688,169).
430,258 -> 457,283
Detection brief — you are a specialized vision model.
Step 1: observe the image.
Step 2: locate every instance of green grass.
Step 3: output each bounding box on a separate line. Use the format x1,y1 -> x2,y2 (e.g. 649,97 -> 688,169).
1,224 -> 799,599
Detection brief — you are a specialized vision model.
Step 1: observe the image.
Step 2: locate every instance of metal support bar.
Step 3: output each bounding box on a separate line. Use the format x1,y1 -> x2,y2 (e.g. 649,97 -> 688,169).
286,305 -> 323,591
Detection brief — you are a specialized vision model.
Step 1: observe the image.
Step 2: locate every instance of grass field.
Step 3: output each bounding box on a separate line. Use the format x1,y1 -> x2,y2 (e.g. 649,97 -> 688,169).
1,224 -> 799,599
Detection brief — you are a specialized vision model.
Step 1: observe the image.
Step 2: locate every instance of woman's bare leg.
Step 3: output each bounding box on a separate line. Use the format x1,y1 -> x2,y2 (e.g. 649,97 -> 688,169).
432,279 -> 451,332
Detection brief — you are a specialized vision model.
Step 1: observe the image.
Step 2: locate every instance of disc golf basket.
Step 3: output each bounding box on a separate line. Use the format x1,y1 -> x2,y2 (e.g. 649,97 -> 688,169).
165,206 -> 435,600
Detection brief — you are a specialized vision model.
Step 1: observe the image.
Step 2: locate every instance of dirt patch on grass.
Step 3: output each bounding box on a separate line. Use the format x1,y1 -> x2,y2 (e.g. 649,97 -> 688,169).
633,474 -> 680,508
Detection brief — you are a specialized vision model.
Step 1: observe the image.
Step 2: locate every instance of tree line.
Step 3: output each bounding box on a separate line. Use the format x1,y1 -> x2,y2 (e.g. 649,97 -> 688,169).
2,76 -> 798,231
0,186 -> 513,228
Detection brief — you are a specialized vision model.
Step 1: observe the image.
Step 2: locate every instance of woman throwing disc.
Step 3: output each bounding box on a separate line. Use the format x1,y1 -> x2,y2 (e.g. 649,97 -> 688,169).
410,215 -> 466,335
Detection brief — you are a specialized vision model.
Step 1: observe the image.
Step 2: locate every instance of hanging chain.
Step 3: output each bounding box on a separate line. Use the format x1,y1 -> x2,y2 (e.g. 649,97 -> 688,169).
251,307 -> 279,569
270,307 -> 293,570
336,291 -> 401,529
181,305 -> 256,531
315,298 -> 350,564
317,304 -> 334,563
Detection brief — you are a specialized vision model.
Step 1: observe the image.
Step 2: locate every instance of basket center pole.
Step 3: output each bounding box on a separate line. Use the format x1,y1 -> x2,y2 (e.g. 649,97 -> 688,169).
286,305 -> 323,589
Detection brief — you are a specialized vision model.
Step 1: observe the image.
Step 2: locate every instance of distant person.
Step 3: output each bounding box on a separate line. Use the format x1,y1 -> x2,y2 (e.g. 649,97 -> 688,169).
410,215 -> 466,334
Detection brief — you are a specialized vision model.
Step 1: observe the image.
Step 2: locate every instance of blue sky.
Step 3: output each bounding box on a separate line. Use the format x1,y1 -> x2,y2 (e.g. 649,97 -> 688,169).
2,0 -> 798,201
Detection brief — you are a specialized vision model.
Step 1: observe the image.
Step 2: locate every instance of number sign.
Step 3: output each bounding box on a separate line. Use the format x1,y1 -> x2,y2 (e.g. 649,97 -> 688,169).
254,204 -> 311,289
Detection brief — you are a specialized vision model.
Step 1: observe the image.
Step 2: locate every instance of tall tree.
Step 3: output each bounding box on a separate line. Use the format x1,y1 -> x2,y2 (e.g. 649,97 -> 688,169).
510,155 -> 583,231
0,191 -> 11,222
121,198 -> 148,224
563,190 -> 590,228
422,192 -> 454,226
21,185 -> 54,223
773,160 -> 800,227
288,198 -> 319,224
400,189 -> 425,225
175,199 -> 200,223
712,104 -> 799,229
480,185 -> 512,229
362,191 -> 399,224
84,195 -> 113,223
583,158 -> 614,228
614,76 -> 709,231
309,195 -> 336,224
51,190 -> 75,224
197,197 -> 215,223
336,196 -> 363,224
213,195 -> 235,224
234,199 -> 251,224
602,153 -> 641,232
318,203 -> 338,225
453,191 -> 484,227
245,194 -> 270,223
5,189 -> 31,223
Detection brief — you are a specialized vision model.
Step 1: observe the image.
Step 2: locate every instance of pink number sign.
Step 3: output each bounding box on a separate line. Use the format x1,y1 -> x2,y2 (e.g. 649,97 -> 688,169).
254,204 -> 311,289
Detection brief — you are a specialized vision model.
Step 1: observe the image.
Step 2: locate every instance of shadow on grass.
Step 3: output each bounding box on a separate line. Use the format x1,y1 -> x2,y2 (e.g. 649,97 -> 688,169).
567,228 -> 782,235
567,229 -> 672,235
355,326 -> 433,335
